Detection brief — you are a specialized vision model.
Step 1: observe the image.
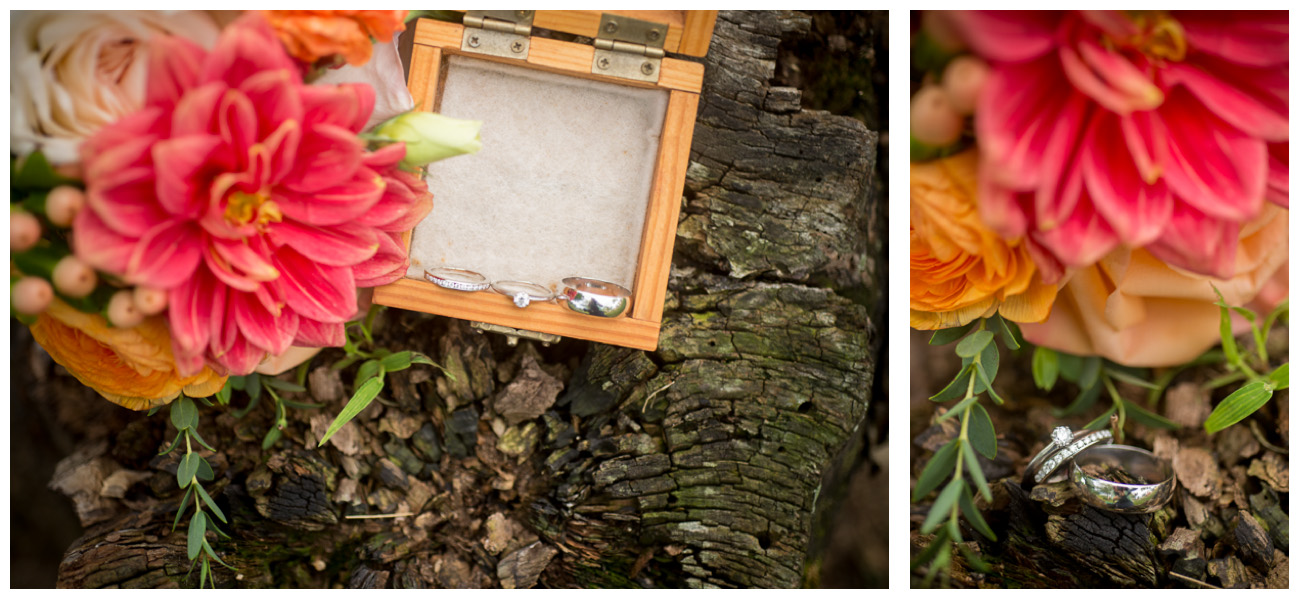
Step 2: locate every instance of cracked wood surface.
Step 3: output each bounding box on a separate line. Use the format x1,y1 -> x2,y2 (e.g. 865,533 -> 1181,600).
41,10 -> 880,589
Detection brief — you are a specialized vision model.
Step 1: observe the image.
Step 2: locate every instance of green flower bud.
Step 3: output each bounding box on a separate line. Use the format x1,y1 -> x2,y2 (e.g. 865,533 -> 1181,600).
375,112 -> 482,169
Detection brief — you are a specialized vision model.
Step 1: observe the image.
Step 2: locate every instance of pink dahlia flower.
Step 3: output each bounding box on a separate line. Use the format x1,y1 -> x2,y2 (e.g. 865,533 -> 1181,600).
952,11 -> 1287,281
73,14 -> 429,375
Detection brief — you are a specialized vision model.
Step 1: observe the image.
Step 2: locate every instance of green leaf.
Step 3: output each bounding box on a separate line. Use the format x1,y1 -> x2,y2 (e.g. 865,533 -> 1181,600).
929,321 -> 977,346
177,454 -> 200,488
974,360 -> 1004,405
1054,382 -> 1102,417
263,378 -> 306,393
1032,346 -> 1059,390
958,483 -> 996,541
958,543 -> 991,573
229,376 -> 246,391
993,315 -> 1023,351
1078,356 -> 1102,390
910,527 -> 950,572
1267,363 -> 1288,390
187,511 -> 207,561
1082,405 -> 1118,430
1262,299 -> 1288,334
1104,367 -> 1159,390
410,352 -> 439,367
246,373 -> 262,404
1205,380 -> 1274,434
968,403 -> 997,459
1122,400 -> 1178,430
930,365 -> 974,402
1057,352 -> 1084,383
215,381 -> 232,406
923,543 -> 953,587
355,359 -> 384,390
159,431 -> 184,456
170,397 -> 199,432
332,355 -> 361,371
380,350 -> 413,372
195,484 -> 226,524
261,426 -> 283,450
12,151 -> 76,190
922,479 -> 963,534
172,487 -> 194,531
1203,370 -> 1249,391
202,539 -> 233,569
961,343 -> 1000,396
936,396 -> 978,422
961,441 -> 991,502
319,377 -> 385,447
1212,285 -> 1241,366
231,391 -> 262,419
955,330 -> 995,358
188,428 -> 216,453
195,456 -> 215,481
912,441 -> 960,501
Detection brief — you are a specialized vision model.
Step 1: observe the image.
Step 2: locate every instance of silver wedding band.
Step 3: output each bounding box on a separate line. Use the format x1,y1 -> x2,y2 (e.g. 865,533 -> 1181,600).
560,277 -> 631,318
1022,426 -> 1112,488
425,267 -> 490,292
1069,445 -> 1175,513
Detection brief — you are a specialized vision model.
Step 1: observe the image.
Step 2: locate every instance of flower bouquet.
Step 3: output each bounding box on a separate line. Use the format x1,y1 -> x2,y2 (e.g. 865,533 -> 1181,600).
909,11 -> 1288,588
10,10 -> 481,582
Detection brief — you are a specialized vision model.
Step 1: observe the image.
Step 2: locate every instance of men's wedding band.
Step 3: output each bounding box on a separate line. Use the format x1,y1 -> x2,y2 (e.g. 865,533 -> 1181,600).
560,277 -> 632,318
1070,445 -> 1175,514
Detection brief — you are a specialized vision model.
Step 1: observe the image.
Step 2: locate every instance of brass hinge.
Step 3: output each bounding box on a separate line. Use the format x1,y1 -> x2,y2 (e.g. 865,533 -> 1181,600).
592,13 -> 667,83
470,321 -> 561,347
462,10 -> 534,59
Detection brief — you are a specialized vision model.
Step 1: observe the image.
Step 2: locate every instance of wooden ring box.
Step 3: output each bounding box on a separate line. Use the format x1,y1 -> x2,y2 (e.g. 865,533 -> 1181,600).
373,11 -> 717,350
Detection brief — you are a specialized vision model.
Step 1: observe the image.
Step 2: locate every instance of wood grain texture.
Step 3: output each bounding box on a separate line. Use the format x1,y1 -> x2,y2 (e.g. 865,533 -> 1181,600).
373,279 -> 660,350
406,45 -> 441,113
679,12 -> 719,57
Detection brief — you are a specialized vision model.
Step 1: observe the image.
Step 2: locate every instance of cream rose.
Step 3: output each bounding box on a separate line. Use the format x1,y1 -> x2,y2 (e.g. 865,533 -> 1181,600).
10,11 -> 220,164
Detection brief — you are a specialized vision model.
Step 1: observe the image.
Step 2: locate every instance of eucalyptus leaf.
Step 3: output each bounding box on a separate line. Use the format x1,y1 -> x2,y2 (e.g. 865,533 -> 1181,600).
961,441 -> 991,502
159,431 -> 184,456
177,453 -> 200,488
909,527 -> 950,571
921,479 -> 963,534
955,330 -> 994,358
1204,380 -> 1274,434
930,365 -> 974,402
958,543 -> 992,573
195,456 -> 215,481
1032,346 -> 1059,390
195,484 -> 226,524
172,487 -> 194,531
994,315 -> 1022,351
913,441 -> 960,501
189,428 -> 216,453
929,321 -> 977,346
171,397 -> 198,432
968,403 -> 997,459
319,377 -> 385,447
958,483 -> 996,541
936,395 -> 978,422
187,511 -> 207,561
261,426 -> 282,450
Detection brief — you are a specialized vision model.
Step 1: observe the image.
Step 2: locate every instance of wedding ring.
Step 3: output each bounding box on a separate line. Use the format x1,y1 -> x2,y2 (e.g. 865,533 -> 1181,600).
425,267 -> 489,292
1022,425 -> 1113,489
491,280 -> 554,308
560,277 -> 632,318
1069,445 -> 1175,513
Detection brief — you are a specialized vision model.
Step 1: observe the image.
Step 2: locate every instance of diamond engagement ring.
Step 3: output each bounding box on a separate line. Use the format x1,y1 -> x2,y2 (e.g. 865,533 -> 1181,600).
490,280 -> 554,308
425,267 -> 490,292
1070,445 -> 1175,513
1021,425 -> 1113,488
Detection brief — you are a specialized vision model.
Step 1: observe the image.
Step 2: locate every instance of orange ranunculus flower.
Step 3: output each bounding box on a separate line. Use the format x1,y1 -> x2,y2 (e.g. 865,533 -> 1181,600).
1021,204 -> 1288,367
911,149 -> 1058,330
260,10 -> 407,66
29,299 -> 226,411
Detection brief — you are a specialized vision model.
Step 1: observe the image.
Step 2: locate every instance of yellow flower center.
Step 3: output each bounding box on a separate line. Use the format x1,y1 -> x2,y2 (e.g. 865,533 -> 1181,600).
1122,11 -> 1187,63
224,190 -> 282,230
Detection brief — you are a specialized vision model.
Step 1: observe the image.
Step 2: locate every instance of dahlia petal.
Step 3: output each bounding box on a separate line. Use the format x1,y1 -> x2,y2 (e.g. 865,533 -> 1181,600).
1062,39 -> 1163,114
214,335 -> 268,376
361,142 -> 408,170
1267,142 -> 1288,208
1031,193 -> 1119,270
203,249 -> 261,293
1155,91 -> 1267,221
276,171 -> 384,226
273,247 -> 358,323
372,185 -> 432,233
169,268 -> 218,355
232,291 -> 297,356
949,11 -> 1058,63
282,123 -> 367,193
81,108 -> 167,161
218,89 -> 259,163
1145,203 -> 1240,280
1164,62 -> 1288,141
1081,114 -> 1172,246
261,119 -> 303,184
355,262 -> 409,288
301,83 -> 376,134
267,220 -> 379,267
202,14 -> 298,89
86,168 -> 169,237
239,69 -> 305,140
170,82 -> 226,138
153,134 -> 222,218
146,35 -> 208,108
127,221 -> 204,289
294,317 -> 347,348
71,208 -> 135,275
976,57 -> 1089,189
975,167 -> 1029,239
1177,10 -> 1289,68
351,231 -> 406,284
212,237 -> 281,282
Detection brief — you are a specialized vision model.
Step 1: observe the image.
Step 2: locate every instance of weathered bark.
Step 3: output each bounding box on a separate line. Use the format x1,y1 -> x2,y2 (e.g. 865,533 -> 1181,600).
36,10 -> 881,589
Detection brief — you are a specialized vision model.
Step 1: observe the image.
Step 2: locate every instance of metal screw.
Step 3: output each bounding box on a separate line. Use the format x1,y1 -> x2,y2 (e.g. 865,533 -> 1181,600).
640,62 -> 655,75
516,10 -> 531,19
604,21 -> 618,34
468,34 -> 481,48
647,29 -> 661,42
510,40 -> 525,53
597,56 -> 611,70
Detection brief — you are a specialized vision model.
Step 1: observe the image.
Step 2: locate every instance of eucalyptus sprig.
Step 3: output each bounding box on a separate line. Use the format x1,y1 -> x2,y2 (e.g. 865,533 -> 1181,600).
912,315 -> 1019,586
1030,350 -> 1177,442
316,305 -> 448,446
1202,288 -> 1288,434
161,395 -> 234,588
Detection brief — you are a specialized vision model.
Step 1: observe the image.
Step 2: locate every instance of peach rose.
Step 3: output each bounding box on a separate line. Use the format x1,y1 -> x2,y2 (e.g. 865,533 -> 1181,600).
30,298 -> 227,410
260,10 -> 406,66
911,149 -> 1059,329
9,10 -> 220,164
1022,205 -> 1288,367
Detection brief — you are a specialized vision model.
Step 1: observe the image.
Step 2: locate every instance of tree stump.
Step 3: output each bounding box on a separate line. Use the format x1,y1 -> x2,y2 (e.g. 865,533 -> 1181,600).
28,10 -> 881,589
